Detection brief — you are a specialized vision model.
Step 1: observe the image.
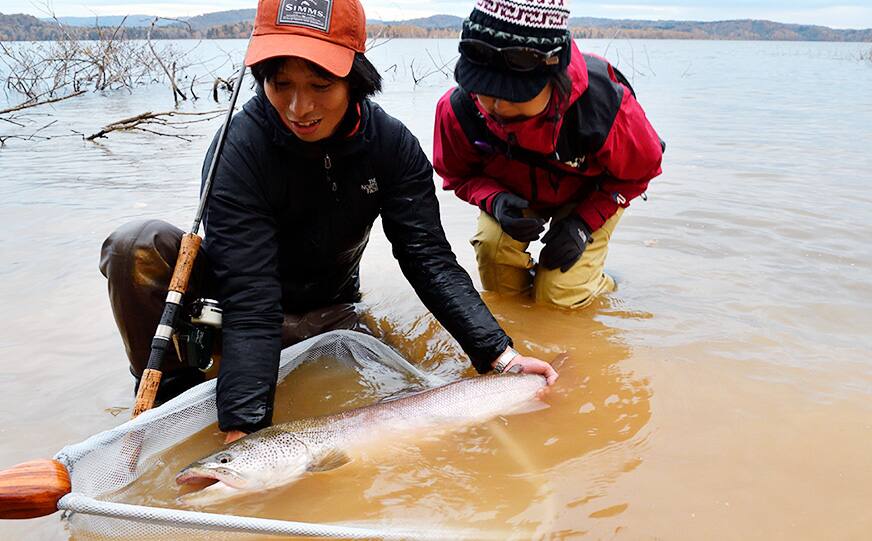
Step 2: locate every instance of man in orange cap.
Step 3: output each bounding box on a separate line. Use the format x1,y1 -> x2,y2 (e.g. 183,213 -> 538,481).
101,0 -> 558,444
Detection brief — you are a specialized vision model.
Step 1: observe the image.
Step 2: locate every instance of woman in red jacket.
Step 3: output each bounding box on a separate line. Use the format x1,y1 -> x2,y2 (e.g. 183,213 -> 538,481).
434,0 -> 664,309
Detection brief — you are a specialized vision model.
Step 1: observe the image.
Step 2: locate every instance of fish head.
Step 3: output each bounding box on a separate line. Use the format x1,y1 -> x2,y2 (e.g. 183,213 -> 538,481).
176,431 -> 312,505
176,447 -> 251,490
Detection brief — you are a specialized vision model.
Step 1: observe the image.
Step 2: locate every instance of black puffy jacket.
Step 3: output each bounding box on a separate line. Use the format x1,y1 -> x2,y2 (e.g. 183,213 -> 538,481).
202,90 -> 512,433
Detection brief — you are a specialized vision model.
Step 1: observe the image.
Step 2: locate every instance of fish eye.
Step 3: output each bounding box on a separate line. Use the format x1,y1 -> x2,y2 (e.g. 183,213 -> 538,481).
214,453 -> 233,464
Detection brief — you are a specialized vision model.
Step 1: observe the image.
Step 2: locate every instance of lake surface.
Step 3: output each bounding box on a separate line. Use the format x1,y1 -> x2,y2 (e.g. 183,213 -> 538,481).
1,38 -> 871,540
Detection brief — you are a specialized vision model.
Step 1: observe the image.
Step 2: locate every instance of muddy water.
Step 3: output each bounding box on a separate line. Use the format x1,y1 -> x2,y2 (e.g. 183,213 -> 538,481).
1,39 -> 871,540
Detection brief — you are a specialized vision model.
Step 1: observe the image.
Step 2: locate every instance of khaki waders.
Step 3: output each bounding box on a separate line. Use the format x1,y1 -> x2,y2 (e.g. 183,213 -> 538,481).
471,208 -> 624,309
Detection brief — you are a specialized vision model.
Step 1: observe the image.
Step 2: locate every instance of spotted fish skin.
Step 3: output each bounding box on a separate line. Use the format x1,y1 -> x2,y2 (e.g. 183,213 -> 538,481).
176,373 -> 547,505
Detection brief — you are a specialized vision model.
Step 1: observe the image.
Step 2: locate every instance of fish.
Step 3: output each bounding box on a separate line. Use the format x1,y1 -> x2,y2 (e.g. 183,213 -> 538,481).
176,371 -> 548,505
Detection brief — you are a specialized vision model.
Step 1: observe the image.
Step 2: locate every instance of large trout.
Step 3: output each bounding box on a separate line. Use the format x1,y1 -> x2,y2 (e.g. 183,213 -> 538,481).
176,372 -> 548,504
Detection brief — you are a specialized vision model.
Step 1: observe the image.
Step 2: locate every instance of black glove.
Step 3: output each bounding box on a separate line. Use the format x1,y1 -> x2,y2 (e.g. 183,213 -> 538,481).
540,214 -> 592,272
490,192 -> 546,242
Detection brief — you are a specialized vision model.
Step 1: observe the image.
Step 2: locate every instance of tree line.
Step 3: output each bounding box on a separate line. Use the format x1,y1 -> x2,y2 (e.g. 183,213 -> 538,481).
2,11 -> 871,42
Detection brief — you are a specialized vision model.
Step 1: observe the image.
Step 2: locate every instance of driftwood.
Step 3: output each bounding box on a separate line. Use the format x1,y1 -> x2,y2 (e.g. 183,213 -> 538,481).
85,109 -> 225,141
0,90 -> 86,116
0,3 -> 198,103
0,5 -> 241,146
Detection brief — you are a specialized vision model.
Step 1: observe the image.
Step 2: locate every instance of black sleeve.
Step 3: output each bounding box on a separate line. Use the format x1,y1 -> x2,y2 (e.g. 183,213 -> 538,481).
201,118 -> 283,433
380,124 -> 512,373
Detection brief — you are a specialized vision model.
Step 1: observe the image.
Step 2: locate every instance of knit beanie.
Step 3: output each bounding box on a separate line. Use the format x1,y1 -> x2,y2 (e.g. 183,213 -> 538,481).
455,0 -> 572,102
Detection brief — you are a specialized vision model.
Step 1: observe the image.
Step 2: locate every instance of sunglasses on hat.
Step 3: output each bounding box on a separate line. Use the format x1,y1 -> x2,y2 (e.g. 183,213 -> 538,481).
459,39 -> 564,72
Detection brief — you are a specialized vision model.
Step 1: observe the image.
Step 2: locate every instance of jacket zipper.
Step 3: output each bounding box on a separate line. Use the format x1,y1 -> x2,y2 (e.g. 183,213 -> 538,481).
324,153 -> 338,202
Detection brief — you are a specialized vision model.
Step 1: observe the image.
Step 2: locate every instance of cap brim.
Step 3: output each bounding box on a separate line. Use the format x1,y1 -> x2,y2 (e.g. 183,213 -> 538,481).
245,34 -> 354,77
455,56 -> 549,103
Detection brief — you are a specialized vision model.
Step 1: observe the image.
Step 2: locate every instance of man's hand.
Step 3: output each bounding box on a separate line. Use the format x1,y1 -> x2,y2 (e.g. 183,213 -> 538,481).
493,348 -> 558,385
223,430 -> 247,444
540,214 -> 591,272
490,192 -> 547,242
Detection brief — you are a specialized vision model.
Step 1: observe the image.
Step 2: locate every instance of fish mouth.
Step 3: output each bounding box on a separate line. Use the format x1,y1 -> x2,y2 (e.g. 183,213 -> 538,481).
175,466 -> 257,506
175,469 -> 220,490
176,466 -> 247,490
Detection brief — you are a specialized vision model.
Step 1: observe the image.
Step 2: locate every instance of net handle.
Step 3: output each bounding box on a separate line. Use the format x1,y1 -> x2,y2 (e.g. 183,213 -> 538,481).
0,460 -> 71,519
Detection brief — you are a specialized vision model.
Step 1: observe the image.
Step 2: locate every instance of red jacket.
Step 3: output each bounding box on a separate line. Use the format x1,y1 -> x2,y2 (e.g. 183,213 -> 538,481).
433,42 -> 664,232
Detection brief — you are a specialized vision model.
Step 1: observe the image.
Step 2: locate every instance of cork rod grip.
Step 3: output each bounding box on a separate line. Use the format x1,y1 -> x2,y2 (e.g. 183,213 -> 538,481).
168,233 -> 202,293
131,368 -> 163,418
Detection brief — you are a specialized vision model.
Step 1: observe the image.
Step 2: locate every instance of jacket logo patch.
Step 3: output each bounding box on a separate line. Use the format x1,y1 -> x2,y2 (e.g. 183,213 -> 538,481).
361,178 -> 378,194
277,0 -> 332,32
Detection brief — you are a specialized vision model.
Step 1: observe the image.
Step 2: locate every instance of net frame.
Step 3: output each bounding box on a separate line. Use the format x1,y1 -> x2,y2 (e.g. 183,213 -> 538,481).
54,330 -> 449,539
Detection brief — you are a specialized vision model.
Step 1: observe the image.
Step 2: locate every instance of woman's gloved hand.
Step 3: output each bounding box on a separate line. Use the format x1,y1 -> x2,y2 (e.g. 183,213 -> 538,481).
540,214 -> 592,272
490,192 -> 547,242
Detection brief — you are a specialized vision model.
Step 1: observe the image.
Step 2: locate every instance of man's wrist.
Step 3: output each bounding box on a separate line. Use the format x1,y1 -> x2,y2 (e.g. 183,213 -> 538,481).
492,346 -> 520,373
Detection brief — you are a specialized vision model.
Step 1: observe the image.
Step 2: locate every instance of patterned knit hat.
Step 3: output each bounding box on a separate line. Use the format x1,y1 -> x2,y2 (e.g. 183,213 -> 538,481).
455,0 -> 572,102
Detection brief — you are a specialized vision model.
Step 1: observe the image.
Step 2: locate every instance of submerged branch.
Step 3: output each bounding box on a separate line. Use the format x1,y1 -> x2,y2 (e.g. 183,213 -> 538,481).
85,109 -> 225,141
0,119 -> 64,146
147,18 -> 187,105
0,90 -> 86,116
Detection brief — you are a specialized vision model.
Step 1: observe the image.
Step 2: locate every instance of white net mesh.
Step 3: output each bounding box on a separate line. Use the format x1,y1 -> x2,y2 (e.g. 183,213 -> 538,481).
55,330 -> 448,540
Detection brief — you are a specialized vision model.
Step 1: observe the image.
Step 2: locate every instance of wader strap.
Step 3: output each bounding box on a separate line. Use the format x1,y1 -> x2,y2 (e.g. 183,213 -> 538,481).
449,88 -> 584,178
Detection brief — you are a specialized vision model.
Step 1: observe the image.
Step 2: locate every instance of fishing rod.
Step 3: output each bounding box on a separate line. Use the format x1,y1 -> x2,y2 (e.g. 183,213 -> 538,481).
131,62 -> 248,418
0,51 -> 252,521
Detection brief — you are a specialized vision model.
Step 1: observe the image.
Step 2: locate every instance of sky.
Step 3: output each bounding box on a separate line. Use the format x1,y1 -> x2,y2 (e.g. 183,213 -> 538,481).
5,0 -> 872,29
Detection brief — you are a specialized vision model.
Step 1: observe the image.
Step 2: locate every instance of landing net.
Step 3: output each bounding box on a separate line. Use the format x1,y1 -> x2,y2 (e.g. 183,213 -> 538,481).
54,330 -> 456,540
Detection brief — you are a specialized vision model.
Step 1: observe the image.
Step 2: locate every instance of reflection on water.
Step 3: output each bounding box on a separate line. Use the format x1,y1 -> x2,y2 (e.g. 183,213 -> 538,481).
1,38 -> 872,540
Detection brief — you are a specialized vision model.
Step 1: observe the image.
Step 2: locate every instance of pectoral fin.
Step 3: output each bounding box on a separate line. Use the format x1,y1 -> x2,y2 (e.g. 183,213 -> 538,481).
308,449 -> 351,472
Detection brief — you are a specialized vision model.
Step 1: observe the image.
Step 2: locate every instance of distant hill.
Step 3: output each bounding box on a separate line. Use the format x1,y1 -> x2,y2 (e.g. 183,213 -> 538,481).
384,15 -> 463,29
183,9 -> 256,29
1,13 -> 66,40
2,11 -> 871,42
567,17 -> 872,41
50,15 -> 178,27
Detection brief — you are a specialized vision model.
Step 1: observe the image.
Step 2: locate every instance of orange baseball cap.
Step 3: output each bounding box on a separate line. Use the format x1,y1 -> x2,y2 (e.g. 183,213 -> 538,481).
244,0 -> 367,77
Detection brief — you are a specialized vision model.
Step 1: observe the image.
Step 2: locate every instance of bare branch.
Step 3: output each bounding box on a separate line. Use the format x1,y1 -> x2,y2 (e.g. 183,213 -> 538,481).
0,116 -> 26,127
410,51 -> 458,87
212,70 -> 239,103
85,109 -> 225,141
365,26 -> 393,51
0,90 -> 86,115
147,17 -> 187,105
